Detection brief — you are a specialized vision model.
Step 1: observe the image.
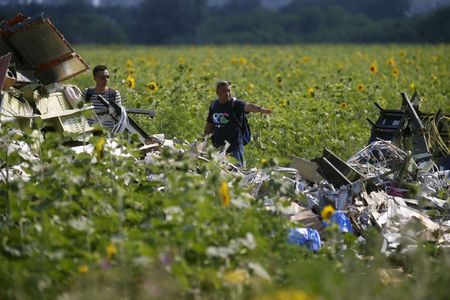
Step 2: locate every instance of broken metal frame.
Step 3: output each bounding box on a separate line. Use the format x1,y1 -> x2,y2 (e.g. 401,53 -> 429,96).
401,92 -> 432,163
0,13 -> 89,84
367,102 -> 408,145
315,148 -> 362,188
1,13 -> 155,141
367,92 -> 437,165
97,95 -> 150,143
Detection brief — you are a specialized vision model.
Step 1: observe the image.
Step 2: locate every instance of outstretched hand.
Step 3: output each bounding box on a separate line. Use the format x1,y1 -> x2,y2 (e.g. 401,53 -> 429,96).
260,108 -> 273,115
245,103 -> 273,115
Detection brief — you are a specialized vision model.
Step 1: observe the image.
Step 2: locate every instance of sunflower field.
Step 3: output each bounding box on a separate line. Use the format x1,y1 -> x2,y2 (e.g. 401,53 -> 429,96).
1,44 -> 449,299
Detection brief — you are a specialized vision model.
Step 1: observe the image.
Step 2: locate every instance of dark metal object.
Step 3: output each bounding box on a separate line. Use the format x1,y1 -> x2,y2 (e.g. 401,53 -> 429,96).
97,95 -> 150,143
366,92 -> 440,165
96,108 -> 155,117
125,108 -> 155,117
367,103 -> 407,144
316,157 -> 352,188
315,148 -> 362,188
401,92 -> 432,163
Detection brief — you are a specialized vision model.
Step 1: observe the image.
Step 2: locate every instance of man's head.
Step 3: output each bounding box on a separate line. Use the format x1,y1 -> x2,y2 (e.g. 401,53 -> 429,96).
93,65 -> 109,87
216,80 -> 231,102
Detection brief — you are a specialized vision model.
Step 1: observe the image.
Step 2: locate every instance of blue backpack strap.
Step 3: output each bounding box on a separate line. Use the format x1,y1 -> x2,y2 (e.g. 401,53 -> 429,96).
231,98 -> 243,126
231,98 -> 251,145
210,99 -> 218,113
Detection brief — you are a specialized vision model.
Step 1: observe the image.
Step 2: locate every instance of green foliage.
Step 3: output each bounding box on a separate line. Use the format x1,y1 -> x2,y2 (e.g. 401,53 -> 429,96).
1,45 -> 449,298
72,44 -> 449,165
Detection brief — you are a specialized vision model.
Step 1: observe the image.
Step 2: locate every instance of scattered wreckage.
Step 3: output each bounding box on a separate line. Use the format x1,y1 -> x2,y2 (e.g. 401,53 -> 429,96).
1,13 -> 449,256
0,13 -> 154,145
147,92 -> 449,255
260,93 -> 449,254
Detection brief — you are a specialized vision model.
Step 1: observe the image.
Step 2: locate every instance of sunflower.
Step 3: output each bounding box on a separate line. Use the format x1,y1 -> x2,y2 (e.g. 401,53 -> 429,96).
301,56 -> 310,63
147,81 -> 158,93
231,57 -> 238,65
387,57 -> 395,66
78,265 -> 89,274
95,137 -> 106,161
106,243 -> 117,259
399,51 -> 406,57
262,290 -> 314,300
239,57 -> 247,65
369,62 -> 378,74
340,102 -> 349,109
126,76 -> 136,89
307,87 -> 315,97
357,83 -> 365,91
276,74 -> 283,83
392,68 -> 400,77
321,205 -> 335,222
126,59 -> 133,68
219,181 -> 231,207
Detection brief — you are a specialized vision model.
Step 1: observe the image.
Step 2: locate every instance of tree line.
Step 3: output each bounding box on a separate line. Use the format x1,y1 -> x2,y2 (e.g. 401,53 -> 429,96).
0,0 -> 449,44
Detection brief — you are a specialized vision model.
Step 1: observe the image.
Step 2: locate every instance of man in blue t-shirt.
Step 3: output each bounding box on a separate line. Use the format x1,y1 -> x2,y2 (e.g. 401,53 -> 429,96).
204,81 -> 272,167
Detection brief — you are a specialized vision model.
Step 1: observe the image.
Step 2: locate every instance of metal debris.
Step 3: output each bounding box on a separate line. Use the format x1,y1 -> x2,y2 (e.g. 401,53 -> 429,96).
0,13 -> 154,144
279,92 -> 449,254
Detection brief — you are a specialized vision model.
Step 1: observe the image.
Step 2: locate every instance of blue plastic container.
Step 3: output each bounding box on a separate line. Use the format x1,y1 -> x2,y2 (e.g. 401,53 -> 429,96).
329,211 -> 353,233
288,228 -> 321,252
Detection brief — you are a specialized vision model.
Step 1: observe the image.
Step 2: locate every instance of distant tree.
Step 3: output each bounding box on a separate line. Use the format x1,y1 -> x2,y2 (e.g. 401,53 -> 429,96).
133,0 -> 207,44
55,13 -> 127,44
353,0 -> 412,19
414,7 -> 450,42
0,1 -> 127,44
283,0 -> 412,19
0,0 -> 448,44
223,0 -> 262,11
197,7 -> 288,43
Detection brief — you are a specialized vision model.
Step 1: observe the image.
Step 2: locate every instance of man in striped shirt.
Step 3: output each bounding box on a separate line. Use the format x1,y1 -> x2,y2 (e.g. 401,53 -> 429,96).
81,65 -> 122,130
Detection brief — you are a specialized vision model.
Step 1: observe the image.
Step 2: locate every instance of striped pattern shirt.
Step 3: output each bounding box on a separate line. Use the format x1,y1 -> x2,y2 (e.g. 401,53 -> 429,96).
81,88 -> 122,129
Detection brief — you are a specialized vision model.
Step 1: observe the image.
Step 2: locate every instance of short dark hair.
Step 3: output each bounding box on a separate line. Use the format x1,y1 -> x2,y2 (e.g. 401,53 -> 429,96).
216,80 -> 231,90
93,65 -> 108,77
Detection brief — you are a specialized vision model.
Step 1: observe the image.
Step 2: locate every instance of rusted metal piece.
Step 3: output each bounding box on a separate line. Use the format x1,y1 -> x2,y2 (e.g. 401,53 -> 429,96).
0,13 -> 89,84
0,52 -> 12,91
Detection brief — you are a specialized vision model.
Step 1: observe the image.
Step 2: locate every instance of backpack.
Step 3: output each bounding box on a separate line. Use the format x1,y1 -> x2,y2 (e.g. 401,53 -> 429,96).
232,99 -> 251,145
84,87 -> 117,104
211,98 -> 252,146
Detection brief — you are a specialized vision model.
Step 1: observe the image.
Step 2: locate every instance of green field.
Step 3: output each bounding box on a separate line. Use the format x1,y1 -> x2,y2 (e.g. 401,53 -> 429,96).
1,45 -> 449,299
73,44 -> 450,164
